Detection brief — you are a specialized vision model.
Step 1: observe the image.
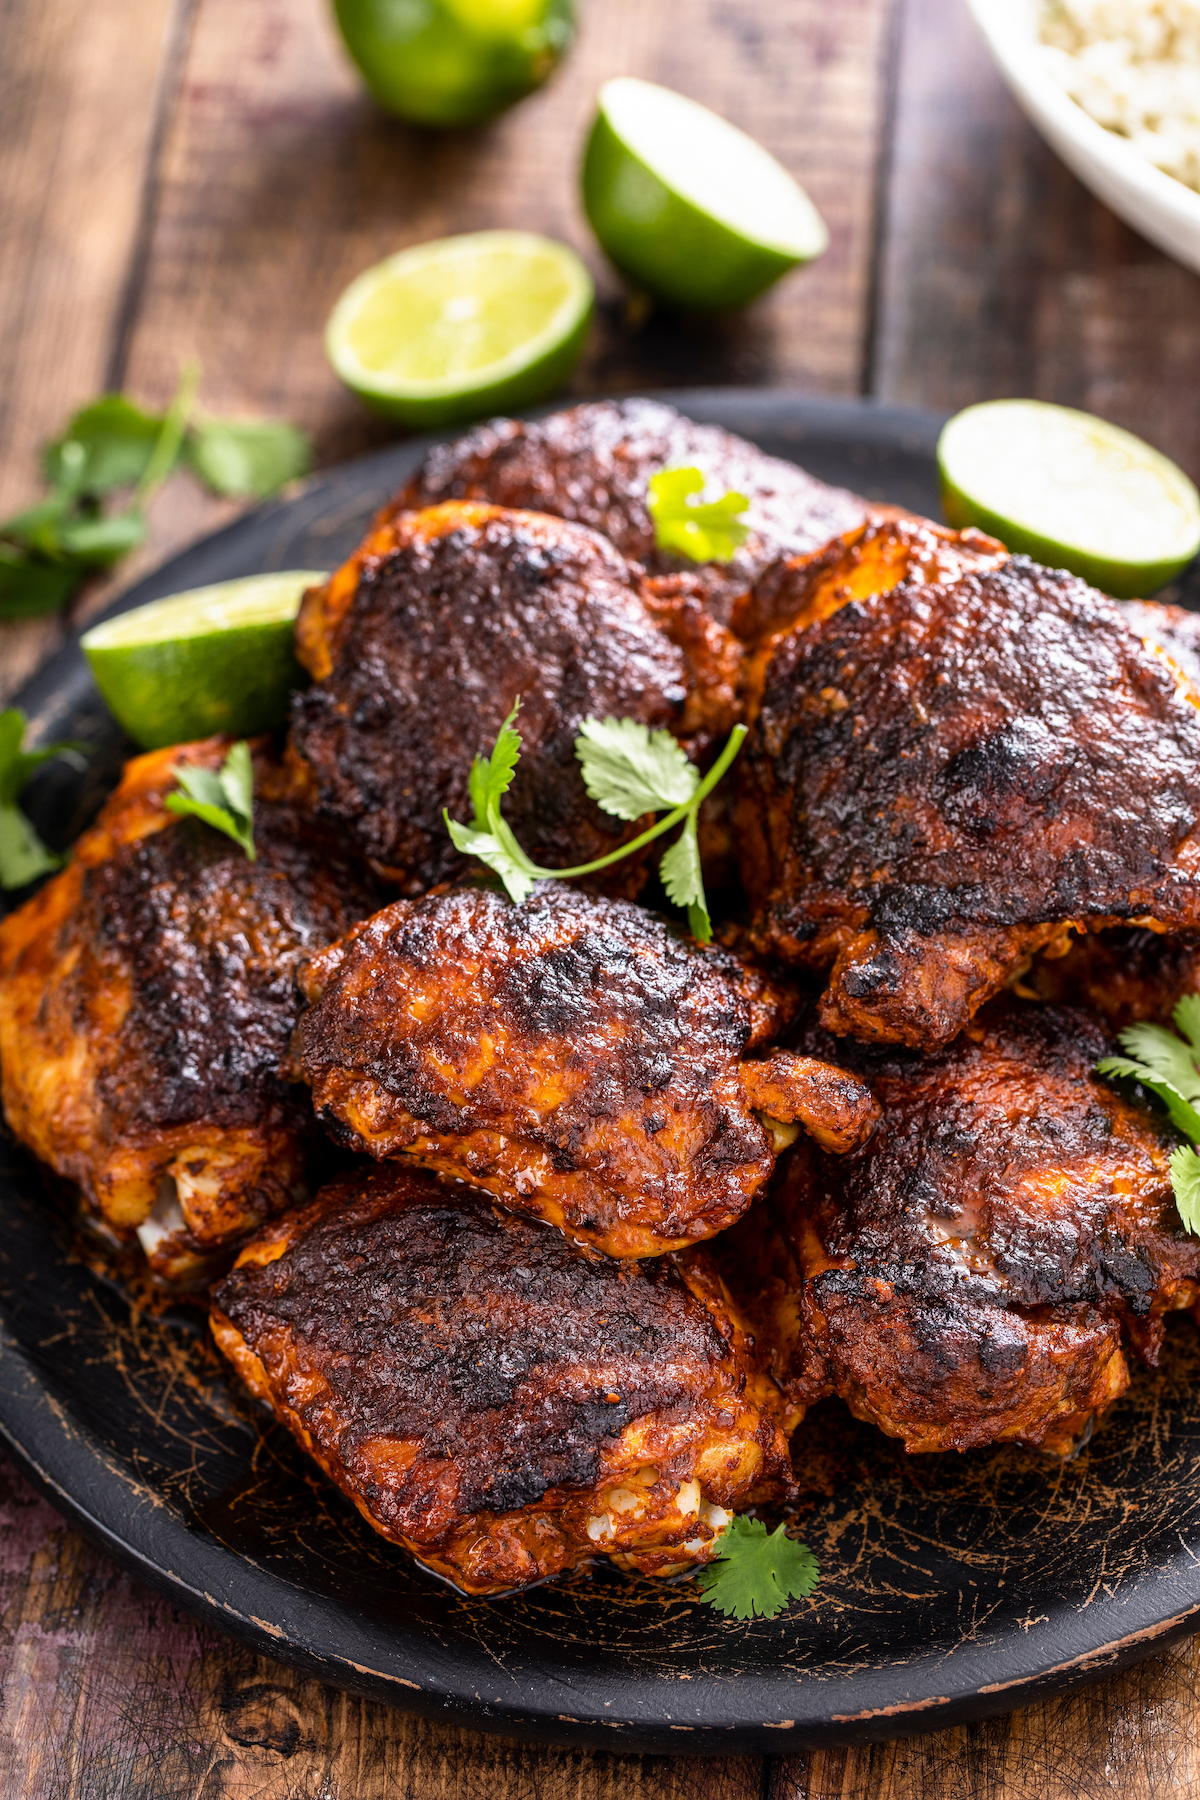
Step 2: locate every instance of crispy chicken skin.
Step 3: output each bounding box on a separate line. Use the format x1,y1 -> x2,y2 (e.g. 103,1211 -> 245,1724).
291,501 -> 740,897
210,1164 -> 793,1595
391,398 -> 869,628
1029,926 -> 1200,1029
1123,598 -> 1200,690
291,884 -> 881,1259
0,739 -> 379,1281
739,553 -> 1200,1050
722,1002 -> 1200,1457
732,511 -> 1007,671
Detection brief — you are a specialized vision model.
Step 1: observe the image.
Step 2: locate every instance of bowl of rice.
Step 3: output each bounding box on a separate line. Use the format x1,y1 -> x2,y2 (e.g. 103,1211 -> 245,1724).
965,0 -> 1200,274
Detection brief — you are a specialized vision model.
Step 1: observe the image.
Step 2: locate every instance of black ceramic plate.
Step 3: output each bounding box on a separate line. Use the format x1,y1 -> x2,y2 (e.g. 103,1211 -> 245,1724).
5,391 -> 1200,1756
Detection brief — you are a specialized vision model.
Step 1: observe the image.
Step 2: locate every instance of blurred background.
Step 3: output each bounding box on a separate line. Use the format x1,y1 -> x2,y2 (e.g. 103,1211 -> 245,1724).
3,0 -> 1200,1793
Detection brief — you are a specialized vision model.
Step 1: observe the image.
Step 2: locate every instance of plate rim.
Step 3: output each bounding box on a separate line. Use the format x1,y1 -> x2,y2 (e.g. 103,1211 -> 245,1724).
8,386 -> 1198,1755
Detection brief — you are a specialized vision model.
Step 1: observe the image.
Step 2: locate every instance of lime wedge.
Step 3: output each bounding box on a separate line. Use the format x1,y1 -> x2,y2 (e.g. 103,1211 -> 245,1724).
939,400 -> 1200,598
581,77 -> 828,311
333,0 -> 574,128
81,571 -> 326,750
326,231 -> 593,427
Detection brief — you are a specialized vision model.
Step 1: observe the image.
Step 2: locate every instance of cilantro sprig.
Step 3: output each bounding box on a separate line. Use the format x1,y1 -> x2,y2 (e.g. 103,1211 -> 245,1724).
445,706 -> 746,943
0,710 -> 86,890
695,1517 -> 820,1621
647,467 -> 750,563
1097,995 -> 1200,1233
0,364 -> 311,622
165,741 -> 256,860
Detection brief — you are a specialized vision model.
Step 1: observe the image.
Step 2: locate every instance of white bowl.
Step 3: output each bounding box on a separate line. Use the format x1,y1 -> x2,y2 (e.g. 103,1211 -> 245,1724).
965,0 -> 1200,275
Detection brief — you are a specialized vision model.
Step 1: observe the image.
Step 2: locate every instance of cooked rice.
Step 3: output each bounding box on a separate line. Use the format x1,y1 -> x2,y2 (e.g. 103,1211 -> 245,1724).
1040,1 -> 1200,194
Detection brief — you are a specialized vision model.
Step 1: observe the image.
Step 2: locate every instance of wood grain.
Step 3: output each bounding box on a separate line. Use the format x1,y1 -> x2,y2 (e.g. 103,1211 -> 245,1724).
873,0 -> 1200,482
0,1450 -> 764,1800
0,0 -> 182,700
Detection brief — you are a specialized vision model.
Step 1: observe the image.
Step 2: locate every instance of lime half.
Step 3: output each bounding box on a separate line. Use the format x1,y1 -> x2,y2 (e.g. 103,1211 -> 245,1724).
326,231 -> 593,427
582,77 -> 828,311
333,0 -> 574,129
82,571 -> 326,750
939,400 -> 1200,598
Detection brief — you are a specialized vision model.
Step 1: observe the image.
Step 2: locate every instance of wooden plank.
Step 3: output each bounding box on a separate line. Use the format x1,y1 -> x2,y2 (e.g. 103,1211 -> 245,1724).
114,0 -> 895,520
774,1641 -> 1200,1798
0,0 -> 180,704
0,1448 -> 764,1798
872,0 -> 1200,486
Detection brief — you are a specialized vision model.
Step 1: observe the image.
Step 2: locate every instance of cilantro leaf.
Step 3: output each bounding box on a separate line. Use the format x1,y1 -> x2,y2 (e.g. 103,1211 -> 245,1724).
445,812 -> 539,905
44,395 -> 164,497
658,814 -> 710,942
1171,1144 -> 1200,1236
445,709 -> 746,925
186,418 -> 312,499
0,547 -> 79,620
1096,1001 -> 1200,1233
1096,1055 -> 1200,1143
647,467 -> 751,564
56,509 -> 146,566
468,702 -> 523,825
576,715 -> 699,821
0,709 -> 86,889
164,741 -> 256,859
694,1517 -> 820,1621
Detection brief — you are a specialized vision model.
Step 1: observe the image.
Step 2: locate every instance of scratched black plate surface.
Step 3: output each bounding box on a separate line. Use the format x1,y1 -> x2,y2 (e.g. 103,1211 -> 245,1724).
5,391 -> 1200,1755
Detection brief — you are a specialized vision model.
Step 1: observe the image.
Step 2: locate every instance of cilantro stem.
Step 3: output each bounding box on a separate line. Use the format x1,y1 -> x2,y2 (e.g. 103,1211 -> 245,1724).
135,359 -> 200,508
505,724 -> 747,881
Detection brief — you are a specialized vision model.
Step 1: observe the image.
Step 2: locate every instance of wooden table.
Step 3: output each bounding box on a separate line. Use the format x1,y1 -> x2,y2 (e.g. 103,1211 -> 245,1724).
3,0 -> 1200,1792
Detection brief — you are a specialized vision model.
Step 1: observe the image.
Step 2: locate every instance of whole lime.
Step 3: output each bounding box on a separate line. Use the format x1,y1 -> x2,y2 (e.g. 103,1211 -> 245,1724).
333,0 -> 575,129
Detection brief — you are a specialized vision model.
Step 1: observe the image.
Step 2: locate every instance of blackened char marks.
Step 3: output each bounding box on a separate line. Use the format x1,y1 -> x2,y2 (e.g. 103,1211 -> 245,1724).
394,398 -> 869,625
214,1172 -> 731,1516
84,802 -> 378,1138
290,508 -> 690,891
753,558 -> 1200,931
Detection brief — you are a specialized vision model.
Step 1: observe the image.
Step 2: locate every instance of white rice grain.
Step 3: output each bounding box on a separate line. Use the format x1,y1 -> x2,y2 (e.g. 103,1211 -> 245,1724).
1040,0 -> 1200,193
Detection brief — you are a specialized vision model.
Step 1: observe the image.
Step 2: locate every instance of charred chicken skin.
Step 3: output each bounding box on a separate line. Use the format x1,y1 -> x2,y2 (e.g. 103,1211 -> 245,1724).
292,884 -> 881,1259
0,739 -> 379,1281
291,501 -> 741,897
210,1164 -> 792,1595
391,398 -> 869,629
739,543 -> 1200,1050
721,1001 -> 1200,1457
1029,926 -> 1200,1030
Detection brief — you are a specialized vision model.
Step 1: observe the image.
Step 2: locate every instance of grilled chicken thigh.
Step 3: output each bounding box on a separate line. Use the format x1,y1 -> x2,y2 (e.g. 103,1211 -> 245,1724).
392,398 -> 869,628
1029,926 -> 1200,1029
292,884 -> 880,1258
210,1164 -> 792,1594
739,544 -> 1200,1050
721,1001 -> 1200,1456
0,739 -> 379,1280
291,501 -> 741,897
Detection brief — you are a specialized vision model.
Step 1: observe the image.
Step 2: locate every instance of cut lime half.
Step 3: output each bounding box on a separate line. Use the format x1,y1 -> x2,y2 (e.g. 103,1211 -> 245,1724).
582,77 -> 828,311
82,571 -> 326,750
326,231 -> 593,427
939,400 -> 1200,598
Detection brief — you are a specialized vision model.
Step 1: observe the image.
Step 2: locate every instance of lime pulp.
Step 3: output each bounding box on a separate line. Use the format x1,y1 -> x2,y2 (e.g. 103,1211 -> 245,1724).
325,231 -> 593,427
939,400 -> 1200,598
582,77 -> 828,311
82,571 -> 326,750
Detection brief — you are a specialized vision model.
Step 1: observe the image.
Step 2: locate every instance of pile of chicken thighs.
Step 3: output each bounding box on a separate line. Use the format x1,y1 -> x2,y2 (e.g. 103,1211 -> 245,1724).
4,397 -> 1200,1597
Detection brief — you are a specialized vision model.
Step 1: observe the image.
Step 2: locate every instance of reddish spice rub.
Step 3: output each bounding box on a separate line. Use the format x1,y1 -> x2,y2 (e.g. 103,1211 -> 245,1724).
718,1000 -> 1200,1456
211,1164 -> 792,1595
291,883 -> 880,1259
